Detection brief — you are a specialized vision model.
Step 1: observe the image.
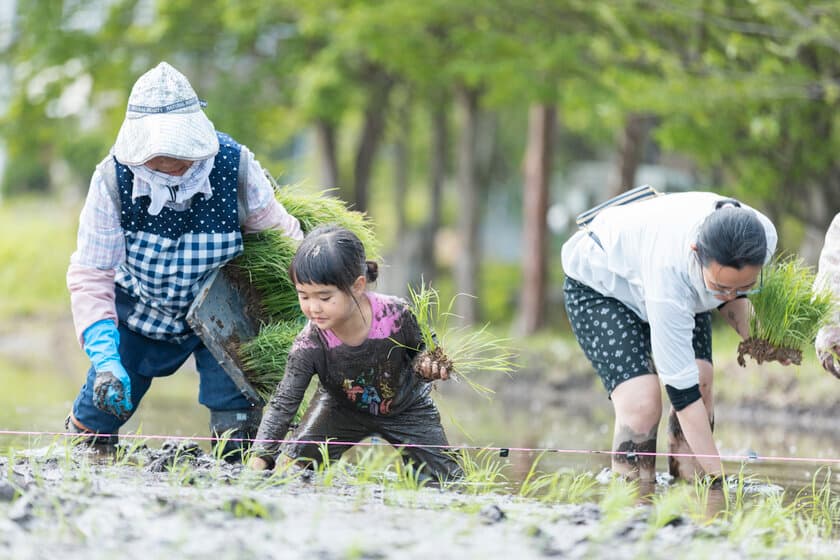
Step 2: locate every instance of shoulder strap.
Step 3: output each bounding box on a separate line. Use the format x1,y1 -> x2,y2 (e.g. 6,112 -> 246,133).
575,184 -> 662,228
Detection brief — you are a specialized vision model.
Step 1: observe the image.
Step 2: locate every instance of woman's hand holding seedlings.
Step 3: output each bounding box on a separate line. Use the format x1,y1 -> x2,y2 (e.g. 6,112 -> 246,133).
818,349 -> 840,379
415,351 -> 451,381
815,326 -> 840,379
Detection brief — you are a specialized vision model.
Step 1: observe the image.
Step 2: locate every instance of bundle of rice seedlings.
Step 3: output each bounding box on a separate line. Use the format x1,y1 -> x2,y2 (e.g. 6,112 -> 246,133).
275,184 -> 381,261
400,281 -> 518,398
737,256 -> 836,367
239,318 -> 305,402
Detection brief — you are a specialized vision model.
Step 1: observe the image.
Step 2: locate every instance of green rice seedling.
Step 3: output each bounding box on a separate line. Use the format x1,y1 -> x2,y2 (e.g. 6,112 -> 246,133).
390,456 -> 429,492
313,440 -> 336,481
738,255 -> 836,366
397,281 -> 518,398
112,435 -> 149,468
547,471 -> 600,504
645,484 -> 698,537
350,446 -> 401,486
238,319 -> 303,402
598,477 -> 639,526
518,456 -> 599,503
724,493 -> 796,548
518,451 -> 551,498
791,467 -> 840,538
454,448 -> 509,495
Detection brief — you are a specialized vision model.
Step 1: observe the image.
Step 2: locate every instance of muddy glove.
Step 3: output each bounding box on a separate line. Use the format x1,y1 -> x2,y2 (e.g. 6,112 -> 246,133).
83,319 -> 133,419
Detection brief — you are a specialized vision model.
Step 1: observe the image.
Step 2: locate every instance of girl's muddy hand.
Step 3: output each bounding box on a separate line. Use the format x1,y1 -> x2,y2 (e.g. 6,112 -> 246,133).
415,352 -> 449,381
248,456 -> 270,471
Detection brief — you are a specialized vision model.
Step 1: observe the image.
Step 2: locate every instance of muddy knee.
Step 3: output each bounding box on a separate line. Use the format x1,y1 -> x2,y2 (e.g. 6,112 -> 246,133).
613,424 -> 658,474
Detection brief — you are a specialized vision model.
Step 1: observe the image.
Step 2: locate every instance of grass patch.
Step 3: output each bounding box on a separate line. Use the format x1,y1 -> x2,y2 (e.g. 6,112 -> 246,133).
0,198 -> 79,318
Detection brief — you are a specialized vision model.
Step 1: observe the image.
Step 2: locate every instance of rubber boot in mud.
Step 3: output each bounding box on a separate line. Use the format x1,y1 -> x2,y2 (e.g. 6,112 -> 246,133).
209,407 -> 262,463
65,413 -> 119,449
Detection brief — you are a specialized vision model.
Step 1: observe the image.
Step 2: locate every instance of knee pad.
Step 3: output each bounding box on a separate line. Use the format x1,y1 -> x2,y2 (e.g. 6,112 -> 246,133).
209,407 -> 262,462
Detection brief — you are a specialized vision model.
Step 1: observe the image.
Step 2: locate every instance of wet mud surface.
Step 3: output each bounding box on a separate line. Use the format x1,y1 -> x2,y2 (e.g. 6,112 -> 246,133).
1,442 -> 838,560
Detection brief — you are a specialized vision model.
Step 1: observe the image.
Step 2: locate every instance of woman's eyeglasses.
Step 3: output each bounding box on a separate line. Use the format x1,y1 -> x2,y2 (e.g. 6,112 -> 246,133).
704,268 -> 763,297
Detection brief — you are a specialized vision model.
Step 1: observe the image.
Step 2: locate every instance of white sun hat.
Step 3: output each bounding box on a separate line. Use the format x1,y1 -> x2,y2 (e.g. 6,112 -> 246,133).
113,62 -> 219,166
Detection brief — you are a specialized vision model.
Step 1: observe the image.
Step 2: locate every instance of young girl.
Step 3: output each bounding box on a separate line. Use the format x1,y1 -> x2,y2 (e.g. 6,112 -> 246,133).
248,225 -> 460,481
562,191 -> 780,483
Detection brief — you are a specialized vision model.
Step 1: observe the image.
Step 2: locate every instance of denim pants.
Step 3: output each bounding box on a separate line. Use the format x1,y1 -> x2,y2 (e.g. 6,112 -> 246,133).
72,287 -> 252,434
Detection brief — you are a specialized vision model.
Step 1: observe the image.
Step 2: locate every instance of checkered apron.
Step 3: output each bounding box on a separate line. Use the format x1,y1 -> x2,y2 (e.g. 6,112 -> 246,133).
114,132 -> 243,342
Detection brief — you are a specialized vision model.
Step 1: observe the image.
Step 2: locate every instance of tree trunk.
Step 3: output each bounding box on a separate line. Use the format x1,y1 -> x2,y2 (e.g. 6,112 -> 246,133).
454,87 -> 481,324
353,75 -> 393,213
518,103 -> 556,335
315,119 -> 339,189
611,113 -> 653,196
420,100 -> 448,287
393,95 -> 411,240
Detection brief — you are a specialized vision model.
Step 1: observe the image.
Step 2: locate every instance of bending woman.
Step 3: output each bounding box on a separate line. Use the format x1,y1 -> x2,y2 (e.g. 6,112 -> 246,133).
561,191 -> 777,481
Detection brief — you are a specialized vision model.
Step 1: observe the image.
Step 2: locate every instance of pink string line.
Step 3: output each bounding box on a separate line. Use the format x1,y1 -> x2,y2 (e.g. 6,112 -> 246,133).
3,429 -> 840,465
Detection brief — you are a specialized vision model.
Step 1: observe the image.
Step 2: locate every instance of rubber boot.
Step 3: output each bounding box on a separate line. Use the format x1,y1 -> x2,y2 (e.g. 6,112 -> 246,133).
209,407 -> 262,463
64,413 -> 119,448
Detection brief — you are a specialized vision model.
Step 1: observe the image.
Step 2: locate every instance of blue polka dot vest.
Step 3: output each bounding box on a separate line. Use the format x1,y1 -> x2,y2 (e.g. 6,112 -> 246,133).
113,132 -> 244,341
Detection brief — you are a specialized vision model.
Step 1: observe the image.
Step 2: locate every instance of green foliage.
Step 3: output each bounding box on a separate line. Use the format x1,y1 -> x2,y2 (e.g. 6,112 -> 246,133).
0,200 -> 78,318
748,256 -> 836,350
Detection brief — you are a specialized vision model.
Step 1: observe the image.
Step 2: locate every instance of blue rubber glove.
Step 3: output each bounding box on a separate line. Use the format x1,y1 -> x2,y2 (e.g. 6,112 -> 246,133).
82,319 -> 133,420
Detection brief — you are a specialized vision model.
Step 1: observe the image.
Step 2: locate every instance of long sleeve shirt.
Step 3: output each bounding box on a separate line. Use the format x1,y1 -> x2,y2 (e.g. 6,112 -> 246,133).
561,191 -> 777,392
67,144 -> 303,343
253,292 -> 431,457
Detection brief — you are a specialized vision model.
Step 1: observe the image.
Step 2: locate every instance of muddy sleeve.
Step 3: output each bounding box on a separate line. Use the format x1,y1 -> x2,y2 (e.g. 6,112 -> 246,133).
815,213 -> 840,354
253,342 -> 318,463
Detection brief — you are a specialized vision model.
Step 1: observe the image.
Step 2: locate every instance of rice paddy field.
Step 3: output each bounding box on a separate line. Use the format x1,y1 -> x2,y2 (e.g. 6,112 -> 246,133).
3,199 -> 840,558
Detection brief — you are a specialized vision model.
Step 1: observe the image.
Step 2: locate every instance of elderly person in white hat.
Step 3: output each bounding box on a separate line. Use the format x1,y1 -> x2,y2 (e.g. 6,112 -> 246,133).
65,62 -> 303,458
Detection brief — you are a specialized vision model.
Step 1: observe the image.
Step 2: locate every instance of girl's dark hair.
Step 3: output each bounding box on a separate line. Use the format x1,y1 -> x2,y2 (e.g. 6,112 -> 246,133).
695,204 -> 767,269
290,224 -> 378,293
